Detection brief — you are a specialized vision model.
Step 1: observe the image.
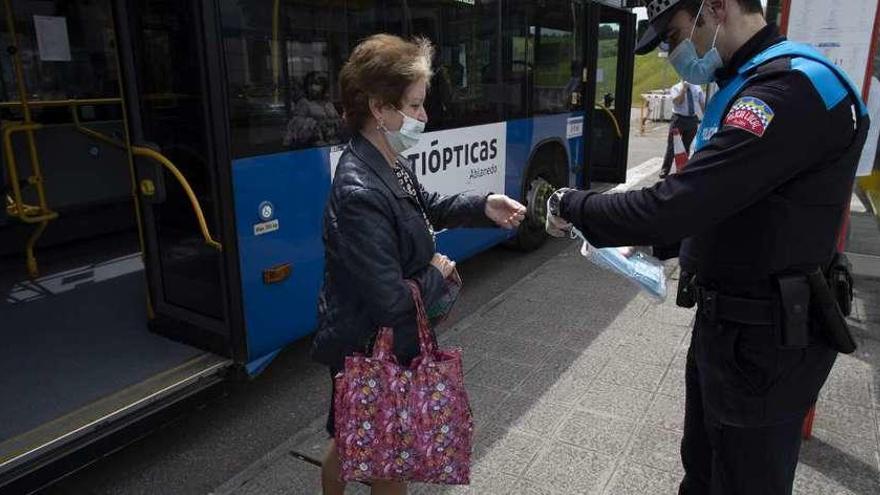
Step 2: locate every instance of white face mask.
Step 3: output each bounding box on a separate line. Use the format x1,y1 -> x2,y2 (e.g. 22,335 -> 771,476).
380,110 -> 425,153
669,0 -> 723,85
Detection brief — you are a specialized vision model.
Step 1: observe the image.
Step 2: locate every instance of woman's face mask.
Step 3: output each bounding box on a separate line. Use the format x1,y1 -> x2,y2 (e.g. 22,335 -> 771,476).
669,0 -> 723,85
380,109 -> 425,154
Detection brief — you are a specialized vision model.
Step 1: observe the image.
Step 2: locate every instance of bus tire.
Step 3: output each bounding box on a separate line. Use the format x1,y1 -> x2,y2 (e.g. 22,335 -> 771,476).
510,146 -> 567,251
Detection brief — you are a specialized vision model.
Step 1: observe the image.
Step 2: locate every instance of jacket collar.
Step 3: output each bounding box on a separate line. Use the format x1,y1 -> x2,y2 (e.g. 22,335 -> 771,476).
349,132 -> 410,199
715,23 -> 785,84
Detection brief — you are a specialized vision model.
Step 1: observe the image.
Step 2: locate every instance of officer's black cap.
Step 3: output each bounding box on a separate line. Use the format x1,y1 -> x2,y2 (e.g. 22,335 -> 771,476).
636,0 -> 686,55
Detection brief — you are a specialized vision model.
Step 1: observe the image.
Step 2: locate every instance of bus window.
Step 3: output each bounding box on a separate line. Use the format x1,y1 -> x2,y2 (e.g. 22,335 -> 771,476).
596,22 -> 621,111
407,0 -> 503,131
221,0 -> 388,158
503,0 -> 532,119
531,2 -> 583,115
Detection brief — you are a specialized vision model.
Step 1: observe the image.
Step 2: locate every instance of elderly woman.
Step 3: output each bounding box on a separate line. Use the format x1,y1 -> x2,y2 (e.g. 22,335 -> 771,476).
311,34 -> 525,495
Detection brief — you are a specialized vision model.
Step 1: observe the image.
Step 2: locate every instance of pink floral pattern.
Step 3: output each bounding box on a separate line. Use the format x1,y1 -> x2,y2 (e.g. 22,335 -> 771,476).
334,282 -> 473,485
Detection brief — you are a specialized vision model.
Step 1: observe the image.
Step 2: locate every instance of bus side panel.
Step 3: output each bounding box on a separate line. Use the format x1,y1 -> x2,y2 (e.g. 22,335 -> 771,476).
507,112 -> 585,191
439,113 -> 584,261
506,117 -> 535,203
437,228 -> 511,262
232,149 -> 330,365
230,114 -> 585,369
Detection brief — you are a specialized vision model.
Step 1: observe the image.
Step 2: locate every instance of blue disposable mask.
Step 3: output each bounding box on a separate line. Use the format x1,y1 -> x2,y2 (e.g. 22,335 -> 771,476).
669,0 -> 723,85
382,110 -> 425,153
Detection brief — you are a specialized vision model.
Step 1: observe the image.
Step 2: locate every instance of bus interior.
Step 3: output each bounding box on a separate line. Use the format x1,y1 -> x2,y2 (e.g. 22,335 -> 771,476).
0,0 -> 234,483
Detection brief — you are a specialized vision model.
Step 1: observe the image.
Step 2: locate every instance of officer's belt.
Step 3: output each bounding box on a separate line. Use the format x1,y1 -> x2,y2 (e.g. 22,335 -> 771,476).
695,286 -> 776,326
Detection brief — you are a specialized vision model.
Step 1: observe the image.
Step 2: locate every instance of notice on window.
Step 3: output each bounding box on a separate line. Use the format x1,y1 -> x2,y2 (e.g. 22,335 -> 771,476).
33,15 -> 72,62
785,0 -> 876,94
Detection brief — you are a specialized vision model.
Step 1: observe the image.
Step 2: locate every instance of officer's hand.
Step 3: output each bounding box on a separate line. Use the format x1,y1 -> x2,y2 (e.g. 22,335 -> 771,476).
545,198 -> 573,238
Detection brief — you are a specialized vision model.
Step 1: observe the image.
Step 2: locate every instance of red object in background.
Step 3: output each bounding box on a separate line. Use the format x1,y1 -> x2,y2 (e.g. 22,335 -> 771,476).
672,127 -> 689,172
803,406 -> 816,440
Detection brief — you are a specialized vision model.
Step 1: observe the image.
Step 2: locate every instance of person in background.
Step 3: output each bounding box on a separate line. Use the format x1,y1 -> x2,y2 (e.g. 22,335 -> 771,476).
661,80 -> 706,177
283,71 -> 343,148
311,34 -> 525,495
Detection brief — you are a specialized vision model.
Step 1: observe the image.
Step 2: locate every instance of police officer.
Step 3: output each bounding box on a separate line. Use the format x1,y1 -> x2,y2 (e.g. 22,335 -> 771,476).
546,0 -> 869,493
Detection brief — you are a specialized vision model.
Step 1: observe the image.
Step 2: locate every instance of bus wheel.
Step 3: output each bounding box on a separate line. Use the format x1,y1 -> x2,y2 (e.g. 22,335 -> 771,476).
511,160 -> 560,251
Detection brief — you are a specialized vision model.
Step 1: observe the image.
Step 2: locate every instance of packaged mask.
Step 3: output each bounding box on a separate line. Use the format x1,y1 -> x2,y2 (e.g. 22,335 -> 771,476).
426,269 -> 462,324
571,227 -> 668,303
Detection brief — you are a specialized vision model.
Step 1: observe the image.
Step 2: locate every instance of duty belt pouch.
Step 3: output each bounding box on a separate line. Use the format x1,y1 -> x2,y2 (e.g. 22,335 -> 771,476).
827,253 -> 854,317
777,275 -> 811,349
676,271 -> 697,308
807,269 -> 857,354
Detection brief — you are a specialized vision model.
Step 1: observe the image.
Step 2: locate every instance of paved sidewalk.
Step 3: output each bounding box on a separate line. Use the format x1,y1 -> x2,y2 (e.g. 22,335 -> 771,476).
213,157 -> 880,494
215,238 -> 880,494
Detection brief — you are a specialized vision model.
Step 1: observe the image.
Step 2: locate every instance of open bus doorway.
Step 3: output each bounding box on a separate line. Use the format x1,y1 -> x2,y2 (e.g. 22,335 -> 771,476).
0,1 -> 237,487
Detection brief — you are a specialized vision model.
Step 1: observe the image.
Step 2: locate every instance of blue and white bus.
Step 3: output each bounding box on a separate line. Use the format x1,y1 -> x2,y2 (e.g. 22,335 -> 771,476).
0,0 -> 634,489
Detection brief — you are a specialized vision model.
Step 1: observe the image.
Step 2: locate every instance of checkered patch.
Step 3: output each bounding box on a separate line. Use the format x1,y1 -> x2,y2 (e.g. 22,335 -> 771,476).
723,97 -> 775,137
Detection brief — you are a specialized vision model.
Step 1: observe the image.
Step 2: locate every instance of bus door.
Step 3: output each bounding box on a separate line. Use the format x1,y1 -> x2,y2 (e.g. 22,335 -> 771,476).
114,0 -> 246,363
0,1 -> 240,488
584,3 -> 635,184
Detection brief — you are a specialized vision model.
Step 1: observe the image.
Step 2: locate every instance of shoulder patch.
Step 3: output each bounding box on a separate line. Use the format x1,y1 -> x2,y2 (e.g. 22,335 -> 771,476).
723,96 -> 775,137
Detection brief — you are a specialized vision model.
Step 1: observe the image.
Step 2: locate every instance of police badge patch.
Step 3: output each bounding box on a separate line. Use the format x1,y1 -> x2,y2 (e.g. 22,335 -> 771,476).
723,97 -> 775,137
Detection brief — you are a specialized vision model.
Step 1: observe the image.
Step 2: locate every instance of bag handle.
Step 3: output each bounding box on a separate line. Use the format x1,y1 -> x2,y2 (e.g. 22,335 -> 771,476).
370,281 -> 436,362
372,327 -> 396,361
405,280 -> 436,356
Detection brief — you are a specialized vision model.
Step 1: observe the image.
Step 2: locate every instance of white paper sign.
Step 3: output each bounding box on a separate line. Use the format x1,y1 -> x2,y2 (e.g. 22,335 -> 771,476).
329,145 -> 346,179
566,116 -> 584,139
785,0 -> 876,95
33,16 -> 72,62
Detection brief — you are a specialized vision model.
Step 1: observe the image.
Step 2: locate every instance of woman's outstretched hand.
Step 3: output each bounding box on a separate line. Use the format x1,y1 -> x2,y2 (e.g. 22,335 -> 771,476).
485,194 -> 526,229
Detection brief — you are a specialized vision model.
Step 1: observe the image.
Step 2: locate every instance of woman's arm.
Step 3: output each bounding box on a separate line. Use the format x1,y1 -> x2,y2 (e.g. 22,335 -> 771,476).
333,187 -> 447,325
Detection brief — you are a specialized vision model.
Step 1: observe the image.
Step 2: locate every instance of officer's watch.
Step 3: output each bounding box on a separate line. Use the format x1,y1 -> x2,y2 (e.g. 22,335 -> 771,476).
547,188 -> 573,219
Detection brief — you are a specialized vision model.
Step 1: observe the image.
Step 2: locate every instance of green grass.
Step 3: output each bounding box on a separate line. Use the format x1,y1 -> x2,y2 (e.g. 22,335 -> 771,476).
631,50 -> 680,107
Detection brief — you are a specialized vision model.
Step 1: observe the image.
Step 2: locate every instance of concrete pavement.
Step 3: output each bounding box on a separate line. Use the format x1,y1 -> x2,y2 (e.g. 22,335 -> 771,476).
213,165 -> 880,494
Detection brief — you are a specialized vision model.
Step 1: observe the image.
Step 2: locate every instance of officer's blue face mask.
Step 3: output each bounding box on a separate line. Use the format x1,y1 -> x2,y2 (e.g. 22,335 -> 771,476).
669,1 -> 723,85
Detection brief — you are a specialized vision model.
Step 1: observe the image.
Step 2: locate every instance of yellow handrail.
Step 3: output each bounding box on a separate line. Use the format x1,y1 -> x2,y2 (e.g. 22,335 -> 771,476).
595,103 -> 623,139
0,97 -> 123,109
70,106 -> 127,149
3,0 -> 59,278
2,122 -> 57,223
54,120 -> 221,251
857,171 -> 880,222
131,146 -> 222,251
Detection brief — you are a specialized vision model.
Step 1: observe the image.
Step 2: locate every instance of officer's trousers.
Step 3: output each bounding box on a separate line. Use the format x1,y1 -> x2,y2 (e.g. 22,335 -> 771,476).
678,311 -> 836,495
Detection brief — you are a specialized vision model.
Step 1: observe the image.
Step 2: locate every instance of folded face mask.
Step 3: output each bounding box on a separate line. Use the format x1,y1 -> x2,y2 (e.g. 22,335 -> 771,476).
427,269 -> 462,324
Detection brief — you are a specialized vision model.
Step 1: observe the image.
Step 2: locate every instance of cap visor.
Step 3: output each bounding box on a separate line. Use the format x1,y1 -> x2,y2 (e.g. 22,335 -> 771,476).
635,7 -> 676,55
635,23 -> 662,55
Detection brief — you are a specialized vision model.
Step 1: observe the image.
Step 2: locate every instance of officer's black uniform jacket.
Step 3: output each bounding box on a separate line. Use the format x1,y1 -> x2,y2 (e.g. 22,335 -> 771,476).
312,133 -> 492,370
561,25 -> 863,299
